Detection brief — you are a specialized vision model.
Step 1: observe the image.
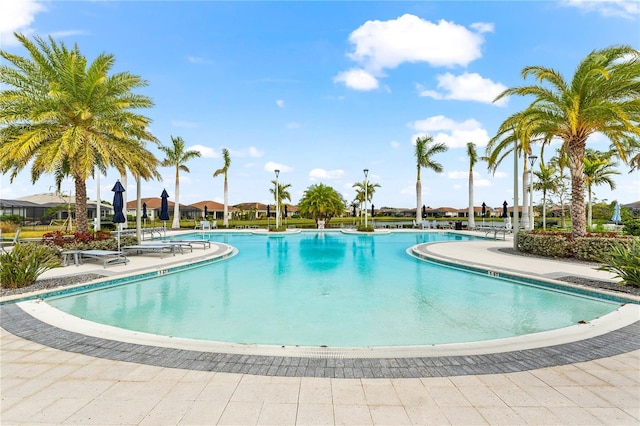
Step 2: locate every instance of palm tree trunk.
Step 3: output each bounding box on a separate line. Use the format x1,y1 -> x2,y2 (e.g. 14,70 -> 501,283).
587,185 -> 593,231
522,162 -> 529,230
172,167 -> 180,229
542,191 -> 547,230
569,139 -> 586,238
223,176 -> 229,227
74,175 -> 88,233
467,168 -> 475,229
416,179 -> 422,224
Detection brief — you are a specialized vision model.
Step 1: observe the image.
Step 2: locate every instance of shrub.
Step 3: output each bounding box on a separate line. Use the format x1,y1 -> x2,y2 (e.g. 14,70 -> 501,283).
597,240 -> 640,287
517,232 -> 573,258
0,243 -> 61,289
623,219 -> 640,236
357,225 -> 374,232
0,214 -> 22,225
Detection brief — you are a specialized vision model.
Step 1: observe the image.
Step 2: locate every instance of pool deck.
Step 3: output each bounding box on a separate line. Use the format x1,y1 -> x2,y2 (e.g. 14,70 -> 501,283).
1,230 -> 639,425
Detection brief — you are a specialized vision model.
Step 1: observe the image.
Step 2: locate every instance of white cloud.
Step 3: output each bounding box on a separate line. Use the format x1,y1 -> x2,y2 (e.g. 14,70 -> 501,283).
494,171 -> 508,179
418,72 -> 508,106
345,14 -> 490,72
0,0 -> 46,46
470,22 -> 495,33
475,179 -> 492,187
276,99 -> 285,108
264,161 -> 293,173
309,168 -> 345,181
189,145 -> 218,158
563,0 -> 639,19
333,68 -> 379,91
390,141 -> 400,149
48,30 -> 87,39
410,115 -> 490,148
286,122 -> 301,129
446,171 -> 471,179
230,146 -> 264,158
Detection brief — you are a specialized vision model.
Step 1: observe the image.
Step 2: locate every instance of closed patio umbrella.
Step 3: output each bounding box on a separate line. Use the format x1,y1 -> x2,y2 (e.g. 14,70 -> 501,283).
611,203 -> 622,224
371,204 -> 375,218
111,180 -> 126,251
502,201 -> 508,218
204,205 -> 208,219
422,205 -> 427,219
142,202 -> 148,228
159,189 -> 170,237
481,202 -> 486,226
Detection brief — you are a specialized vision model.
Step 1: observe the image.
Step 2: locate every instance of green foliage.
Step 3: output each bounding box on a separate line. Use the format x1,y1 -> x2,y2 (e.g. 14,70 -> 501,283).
357,225 -> 374,232
41,231 -> 137,250
298,183 -> 345,225
268,226 -> 287,232
623,219 -> 640,236
0,243 -> 61,289
0,215 -> 22,225
517,232 -> 573,258
597,240 -> 640,287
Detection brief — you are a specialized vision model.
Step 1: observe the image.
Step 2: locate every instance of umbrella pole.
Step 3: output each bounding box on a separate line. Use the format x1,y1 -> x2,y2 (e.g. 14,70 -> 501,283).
117,224 -> 121,251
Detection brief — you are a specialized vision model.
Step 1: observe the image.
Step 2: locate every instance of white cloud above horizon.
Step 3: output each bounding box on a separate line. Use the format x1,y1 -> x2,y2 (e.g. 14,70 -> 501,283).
410,115 -> 490,149
264,161 -> 293,173
189,145 -> 218,159
229,146 -> 264,158
418,72 -> 508,106
276,99 -> 285,108
309,168 -> 345,181
335,14 -> 493,90
563,0 -> 639,19
0,0 -> 46,46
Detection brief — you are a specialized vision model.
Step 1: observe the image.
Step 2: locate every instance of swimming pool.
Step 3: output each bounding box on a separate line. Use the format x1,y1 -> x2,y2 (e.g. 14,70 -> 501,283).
46,232 -> 621,347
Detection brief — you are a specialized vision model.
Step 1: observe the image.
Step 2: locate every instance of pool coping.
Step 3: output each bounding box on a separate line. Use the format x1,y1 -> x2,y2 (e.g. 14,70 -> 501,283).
1,234 -> 639,378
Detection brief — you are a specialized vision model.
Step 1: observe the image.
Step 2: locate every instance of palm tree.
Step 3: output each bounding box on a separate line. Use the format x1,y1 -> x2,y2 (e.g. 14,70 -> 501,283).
548,147 -> 571,228
0,34 -> 160,233
352,180 -> 380,224
159,136 -> 201,229
213,148 -> 231,227
414,135 -> 448,223
532,162 -> 558,230
466,142 -> 478,229
583,149 -> 620,230
269,181 -> 292,224
298,183 -> 345,226
492,46 -> 640,238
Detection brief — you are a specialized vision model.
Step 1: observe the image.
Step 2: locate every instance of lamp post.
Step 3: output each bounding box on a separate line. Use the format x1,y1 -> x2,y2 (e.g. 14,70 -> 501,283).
363,169 -> 369,228
274,169 -> 280,229
528,155 -> 538,230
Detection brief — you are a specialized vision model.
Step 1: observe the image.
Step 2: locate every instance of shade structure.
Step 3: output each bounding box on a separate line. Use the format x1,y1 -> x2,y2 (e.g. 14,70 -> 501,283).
142,202 -> 148,219
204,205 -> 208,218
481,202 -> 486,217
502,201 -> 508,218
611,203 -> 622,223
111,181 -> 126,251
422,205 -> 427,219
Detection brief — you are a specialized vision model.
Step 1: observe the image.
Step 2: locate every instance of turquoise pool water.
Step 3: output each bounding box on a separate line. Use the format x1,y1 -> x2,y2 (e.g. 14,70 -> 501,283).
46,232 -> 620,347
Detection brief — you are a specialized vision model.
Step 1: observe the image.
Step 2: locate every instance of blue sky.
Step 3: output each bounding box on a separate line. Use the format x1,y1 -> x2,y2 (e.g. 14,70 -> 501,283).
1,0 -> 639,210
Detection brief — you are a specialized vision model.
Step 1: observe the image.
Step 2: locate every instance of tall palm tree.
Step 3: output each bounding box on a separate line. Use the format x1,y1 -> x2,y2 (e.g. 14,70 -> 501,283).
414,135 -> 448,223
532,162 -> 558,230
492,46 -> 640,238
159,136 -> 201,229
213,148 -> 231,227
352,180 -> 380,224
583,149 -> 620,230
0,34 -> 160,233
269,181 -> 292,224
466,142 -> 478,229
298,183 -> 345,226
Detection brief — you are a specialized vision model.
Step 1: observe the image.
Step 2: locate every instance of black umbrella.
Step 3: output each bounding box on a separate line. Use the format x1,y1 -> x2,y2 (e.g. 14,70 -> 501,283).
284,204 -> 288,217
159,189 -> 170,237
267,204 -> 271,217
502,201 -> 508,218
481,202 -> 486,217
142,202 -> 148,219
204,205 -> 208,219
422,205 -> 427,219
111,180 -> 126,250
371,204 -> 375,218
352,204 -> 357,217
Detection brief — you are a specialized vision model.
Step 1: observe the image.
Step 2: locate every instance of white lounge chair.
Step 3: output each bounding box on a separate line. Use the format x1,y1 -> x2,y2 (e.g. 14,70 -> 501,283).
78,250 -> 128,268
201,220 -> 211,230
123,244 -> 177,258
0,228 -> 21,250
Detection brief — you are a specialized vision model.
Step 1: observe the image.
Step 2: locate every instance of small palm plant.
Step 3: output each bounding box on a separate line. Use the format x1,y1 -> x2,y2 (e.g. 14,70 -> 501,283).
1,243 -> 61,289
597,240 -> 640,287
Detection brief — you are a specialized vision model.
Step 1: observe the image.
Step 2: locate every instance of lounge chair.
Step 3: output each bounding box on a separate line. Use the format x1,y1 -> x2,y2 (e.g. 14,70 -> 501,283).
211,220 -> 217,229
156,241 -> 193,253
0,228 -> 21,250
123,244 -> 177,258
78,250 -> 128,268
164,240 -> 211,249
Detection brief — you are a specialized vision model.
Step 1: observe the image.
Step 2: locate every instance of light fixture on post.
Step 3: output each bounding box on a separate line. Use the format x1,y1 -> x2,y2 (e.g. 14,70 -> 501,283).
528,154 -> 538,230
363,169 -> 369,228
274,169 -> 280,229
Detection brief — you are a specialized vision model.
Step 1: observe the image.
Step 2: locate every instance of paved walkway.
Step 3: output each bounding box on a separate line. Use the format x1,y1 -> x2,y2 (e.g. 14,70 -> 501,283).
1,230 -> 639,424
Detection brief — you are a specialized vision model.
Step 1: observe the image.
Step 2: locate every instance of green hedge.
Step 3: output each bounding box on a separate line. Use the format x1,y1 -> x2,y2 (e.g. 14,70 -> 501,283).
517,231 -> 638,262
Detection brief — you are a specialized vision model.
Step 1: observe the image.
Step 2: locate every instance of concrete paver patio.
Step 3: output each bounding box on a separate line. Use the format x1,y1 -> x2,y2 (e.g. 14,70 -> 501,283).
1,230 -> 638,425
